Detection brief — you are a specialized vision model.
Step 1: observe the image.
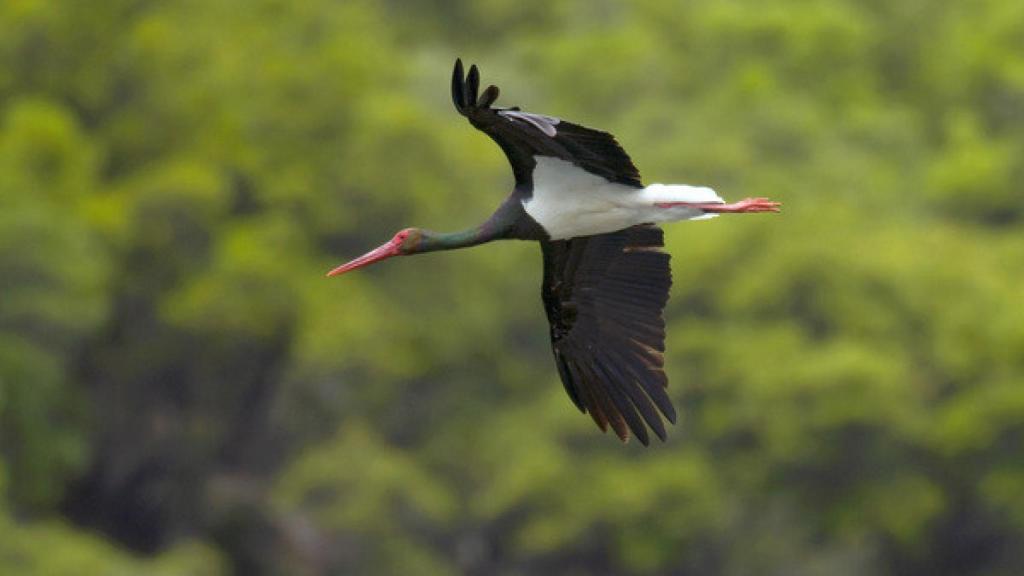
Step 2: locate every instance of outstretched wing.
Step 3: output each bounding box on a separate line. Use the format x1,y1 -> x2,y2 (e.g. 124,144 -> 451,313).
452,58 -> 643,189
540,224 -> 677,445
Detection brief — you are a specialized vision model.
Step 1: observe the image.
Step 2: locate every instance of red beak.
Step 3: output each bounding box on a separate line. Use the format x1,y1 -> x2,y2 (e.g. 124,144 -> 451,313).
326,238 -> 402,277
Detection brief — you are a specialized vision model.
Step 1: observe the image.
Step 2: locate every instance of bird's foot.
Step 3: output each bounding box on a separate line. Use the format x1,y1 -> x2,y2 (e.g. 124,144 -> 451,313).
657,197 -> 781,213
714,197 -> 782,213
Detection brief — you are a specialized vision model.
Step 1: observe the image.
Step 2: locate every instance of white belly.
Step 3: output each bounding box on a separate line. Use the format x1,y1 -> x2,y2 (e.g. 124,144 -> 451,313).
522,157 -> 724,240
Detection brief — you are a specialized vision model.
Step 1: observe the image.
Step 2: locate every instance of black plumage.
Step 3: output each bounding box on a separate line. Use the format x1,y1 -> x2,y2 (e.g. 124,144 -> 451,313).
451,59 -> 677,444
327,59 -> 774,438
451,59 -> 643,190
540,226 -> 675,445
332,59 -> 778,443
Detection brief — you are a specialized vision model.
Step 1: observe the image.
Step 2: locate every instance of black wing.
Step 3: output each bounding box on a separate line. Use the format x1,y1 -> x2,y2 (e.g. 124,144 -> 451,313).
541,224 -> 677,445
452,58 -> 643,188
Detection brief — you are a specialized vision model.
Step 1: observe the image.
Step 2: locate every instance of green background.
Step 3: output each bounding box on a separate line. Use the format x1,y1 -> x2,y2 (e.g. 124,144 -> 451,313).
2,0 -> 1024,574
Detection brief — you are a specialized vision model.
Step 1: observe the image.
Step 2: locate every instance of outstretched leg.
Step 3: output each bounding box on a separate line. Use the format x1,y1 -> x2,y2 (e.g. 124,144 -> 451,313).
655,197 -> 781,213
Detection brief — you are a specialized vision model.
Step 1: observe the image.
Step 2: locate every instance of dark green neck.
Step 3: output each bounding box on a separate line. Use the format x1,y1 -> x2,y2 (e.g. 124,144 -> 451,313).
412,195 -> 527,253
415,222 -> 505,254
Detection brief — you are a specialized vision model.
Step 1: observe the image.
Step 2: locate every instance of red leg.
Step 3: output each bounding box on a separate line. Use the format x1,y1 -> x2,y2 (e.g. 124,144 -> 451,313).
655,197 -> 781,213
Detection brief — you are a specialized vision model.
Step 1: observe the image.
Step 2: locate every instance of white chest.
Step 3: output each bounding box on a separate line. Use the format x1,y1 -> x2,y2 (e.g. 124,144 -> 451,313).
522,157 -> 641,240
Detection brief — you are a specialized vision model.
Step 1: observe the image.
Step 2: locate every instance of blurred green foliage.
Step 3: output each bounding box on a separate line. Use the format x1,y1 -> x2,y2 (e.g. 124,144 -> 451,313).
1,0 -> 1024,574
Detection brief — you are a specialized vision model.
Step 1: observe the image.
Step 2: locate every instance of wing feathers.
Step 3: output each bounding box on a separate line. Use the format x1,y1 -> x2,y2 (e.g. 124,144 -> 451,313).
594,358 -> 652,445
452,59 -> 466,111
541,225 -> 677,444
478,85 -> 500,109
578,357 -> 630,440
554,351 -> 585,413
606,346 -> 676,425
466,64 -> 480,107
451,58 -> 643,188
598,355 -> 667,441
570,357 -> 610,432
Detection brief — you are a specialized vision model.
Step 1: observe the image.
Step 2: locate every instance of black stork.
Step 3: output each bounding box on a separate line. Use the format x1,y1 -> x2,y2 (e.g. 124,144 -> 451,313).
328,59 -> 780,445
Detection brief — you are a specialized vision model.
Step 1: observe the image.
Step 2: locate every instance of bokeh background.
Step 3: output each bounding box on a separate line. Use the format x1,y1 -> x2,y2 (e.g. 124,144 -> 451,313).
2,0 -> 1024,574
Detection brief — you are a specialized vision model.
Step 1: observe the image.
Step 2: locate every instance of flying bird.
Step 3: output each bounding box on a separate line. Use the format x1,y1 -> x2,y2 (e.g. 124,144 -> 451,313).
328,59 -> 779,445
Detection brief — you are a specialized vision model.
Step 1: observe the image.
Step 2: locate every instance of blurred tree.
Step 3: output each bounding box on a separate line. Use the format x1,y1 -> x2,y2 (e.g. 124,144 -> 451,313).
1,0 -> 1023,575
0,97 -> 107,511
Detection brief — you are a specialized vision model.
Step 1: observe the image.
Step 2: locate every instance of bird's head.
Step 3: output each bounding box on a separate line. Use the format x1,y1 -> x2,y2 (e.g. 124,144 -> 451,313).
326,228 -> 424,277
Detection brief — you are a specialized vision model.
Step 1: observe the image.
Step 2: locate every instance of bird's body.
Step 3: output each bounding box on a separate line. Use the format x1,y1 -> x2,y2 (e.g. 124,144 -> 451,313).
524,157 -> 723,239
328,59 -> 780,445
